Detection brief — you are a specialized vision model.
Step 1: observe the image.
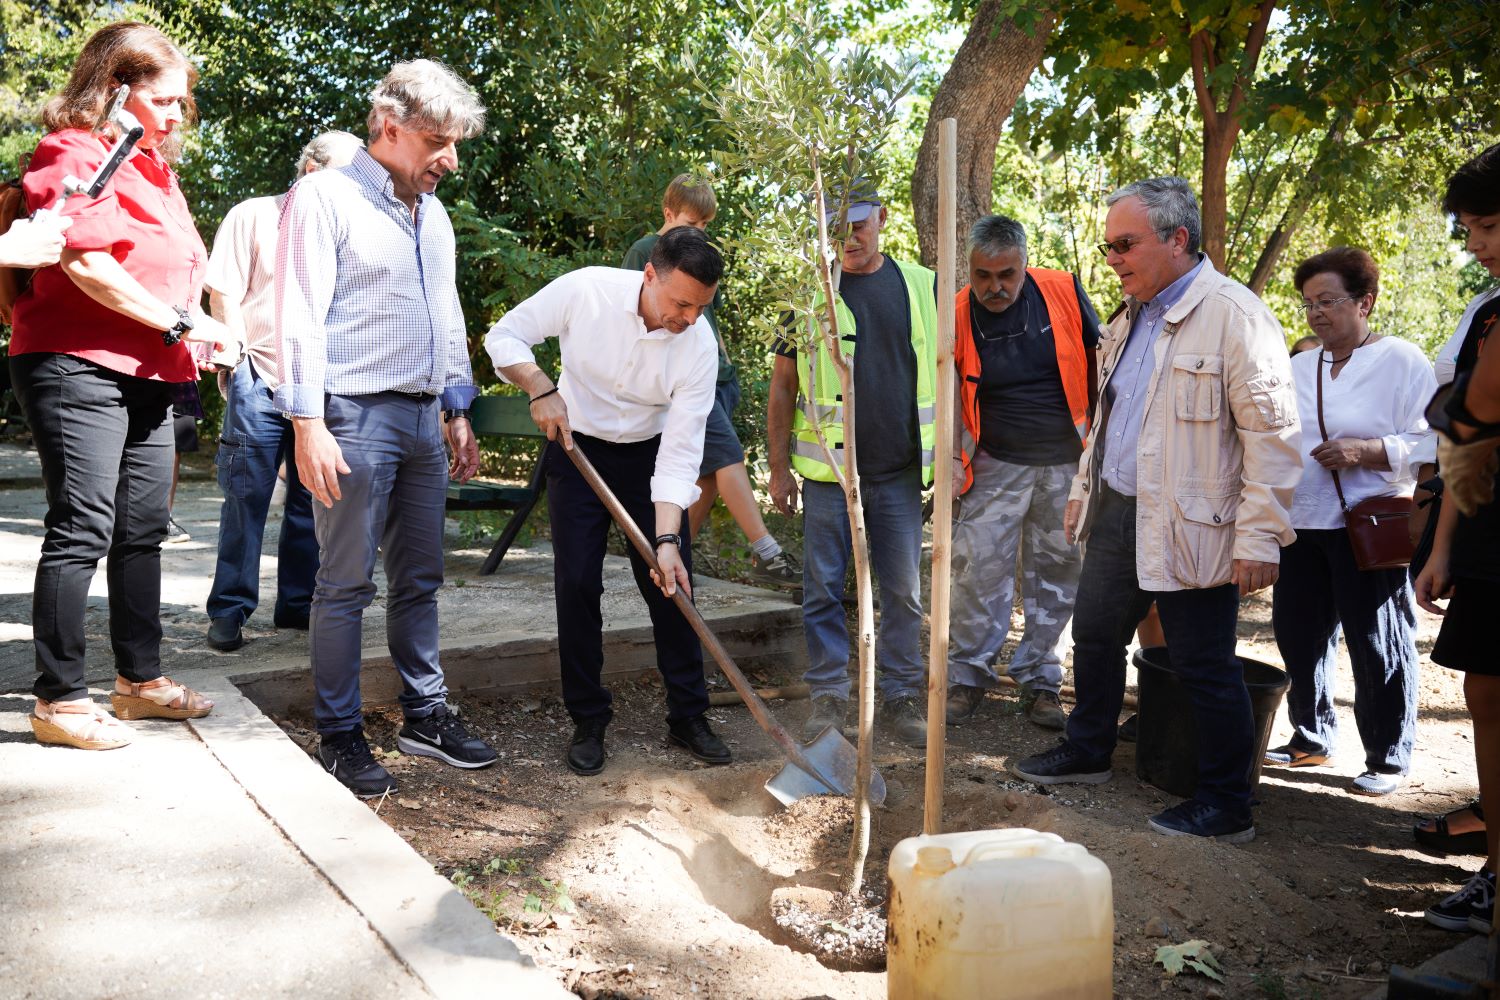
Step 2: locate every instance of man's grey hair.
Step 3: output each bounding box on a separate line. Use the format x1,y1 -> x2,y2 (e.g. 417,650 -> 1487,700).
1106,176 -> 1202,255
967,215 -> 1028,260
366,59 -> 486,140
296,130 -> 364,180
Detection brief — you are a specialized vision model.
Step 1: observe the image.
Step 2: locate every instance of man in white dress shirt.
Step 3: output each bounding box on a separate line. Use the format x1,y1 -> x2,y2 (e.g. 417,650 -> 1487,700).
485,226 -> 730,776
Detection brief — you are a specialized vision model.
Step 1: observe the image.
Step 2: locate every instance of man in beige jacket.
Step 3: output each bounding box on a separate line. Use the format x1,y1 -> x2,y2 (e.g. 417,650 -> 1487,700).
1012,177 -> 1300,844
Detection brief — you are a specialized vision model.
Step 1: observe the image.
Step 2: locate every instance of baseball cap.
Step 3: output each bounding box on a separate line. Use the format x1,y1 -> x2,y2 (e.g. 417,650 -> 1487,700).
822,178 -> 882,226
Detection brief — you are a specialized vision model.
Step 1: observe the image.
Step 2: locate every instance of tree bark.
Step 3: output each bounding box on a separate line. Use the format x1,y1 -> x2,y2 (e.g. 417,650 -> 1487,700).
912,2 -> 1055,285
1245,116 -> 1349,294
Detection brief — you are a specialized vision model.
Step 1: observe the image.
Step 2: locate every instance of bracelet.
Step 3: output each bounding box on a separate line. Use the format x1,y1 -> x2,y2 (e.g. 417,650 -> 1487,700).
442,408 -> 470,423
529,386 -> 560,404
654,533 -> 682,549
162,306 -> 193,347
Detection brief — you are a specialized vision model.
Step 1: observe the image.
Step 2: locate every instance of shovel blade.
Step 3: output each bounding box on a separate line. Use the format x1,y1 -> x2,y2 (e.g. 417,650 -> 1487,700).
764,725 -> 887,808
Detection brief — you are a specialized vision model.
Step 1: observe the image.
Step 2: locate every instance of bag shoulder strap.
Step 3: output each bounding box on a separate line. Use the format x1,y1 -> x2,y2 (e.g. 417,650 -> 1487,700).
1315,354 -> 1351,513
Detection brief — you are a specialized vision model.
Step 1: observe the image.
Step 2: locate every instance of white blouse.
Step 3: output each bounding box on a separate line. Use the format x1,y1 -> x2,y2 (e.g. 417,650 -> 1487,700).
1288,335 -> 1437,530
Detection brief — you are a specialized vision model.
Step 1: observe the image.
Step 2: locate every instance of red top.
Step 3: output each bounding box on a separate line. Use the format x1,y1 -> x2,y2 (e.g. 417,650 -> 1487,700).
11,129 -> 205,382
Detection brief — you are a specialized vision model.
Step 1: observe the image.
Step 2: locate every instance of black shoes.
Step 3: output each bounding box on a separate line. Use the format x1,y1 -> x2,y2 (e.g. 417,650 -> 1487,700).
1147,799 -> 1256,845
802,695 -> 849,743
668,714 -> 732,765
568,718 -> 608,775
1011,739 -> 1113,785
397,706 -> 498,769
206,617 -> 244,652
318,727 -> 398,799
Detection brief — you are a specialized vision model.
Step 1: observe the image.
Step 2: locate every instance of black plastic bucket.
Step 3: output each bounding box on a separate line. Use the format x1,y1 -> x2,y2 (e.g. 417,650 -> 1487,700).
1132,646 -> 1289,799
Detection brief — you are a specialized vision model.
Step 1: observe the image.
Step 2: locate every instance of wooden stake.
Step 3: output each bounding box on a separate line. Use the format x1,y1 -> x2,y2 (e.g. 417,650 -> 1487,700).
924,118 -> 958,836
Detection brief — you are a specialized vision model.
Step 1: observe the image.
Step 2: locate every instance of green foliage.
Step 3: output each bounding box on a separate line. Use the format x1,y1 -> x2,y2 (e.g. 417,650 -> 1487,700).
697,1 -> 914,354
449,856 -> 573,929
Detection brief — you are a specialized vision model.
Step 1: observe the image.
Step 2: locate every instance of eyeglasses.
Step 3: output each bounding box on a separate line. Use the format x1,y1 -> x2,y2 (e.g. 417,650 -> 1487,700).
1096,228 -> 1174,258
1299,296 -> 1357,314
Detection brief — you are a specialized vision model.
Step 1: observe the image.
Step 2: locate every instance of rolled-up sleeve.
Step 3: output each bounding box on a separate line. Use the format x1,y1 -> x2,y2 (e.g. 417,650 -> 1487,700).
23,133 -> 130,254
1379,351 -> 1438,480
652,338 -> 718,507
1224,303 -> 1302,562
273,183 -> 337,418
484,271 -> 576,376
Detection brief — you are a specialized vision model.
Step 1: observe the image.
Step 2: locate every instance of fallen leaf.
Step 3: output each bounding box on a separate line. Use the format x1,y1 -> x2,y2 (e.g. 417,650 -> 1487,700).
1154,940 -> 1225,982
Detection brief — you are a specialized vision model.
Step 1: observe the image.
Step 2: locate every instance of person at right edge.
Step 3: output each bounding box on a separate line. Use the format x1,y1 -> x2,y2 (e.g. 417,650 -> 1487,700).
1417,141 -> 1500,936
1011,176 -> 1301,845
766,182 -> 937,748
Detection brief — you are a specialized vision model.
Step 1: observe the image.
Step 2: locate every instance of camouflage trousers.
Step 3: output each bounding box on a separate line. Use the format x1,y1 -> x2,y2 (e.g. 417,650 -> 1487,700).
947,452 -> 1082,694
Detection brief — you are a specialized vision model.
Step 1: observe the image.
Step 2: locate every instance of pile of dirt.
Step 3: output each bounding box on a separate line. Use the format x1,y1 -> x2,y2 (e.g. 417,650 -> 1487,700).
272,591 -> 1475,998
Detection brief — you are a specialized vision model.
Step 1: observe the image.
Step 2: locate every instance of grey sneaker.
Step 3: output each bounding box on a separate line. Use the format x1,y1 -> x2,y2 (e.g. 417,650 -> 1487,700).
802,695 -> 849,743
1026,689 -> 1067,731
747,549 -> 802,590
881,696 -> 927,748
165,517 -> 190,544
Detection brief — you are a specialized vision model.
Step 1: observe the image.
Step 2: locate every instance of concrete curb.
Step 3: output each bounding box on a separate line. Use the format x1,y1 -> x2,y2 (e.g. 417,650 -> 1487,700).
182,670 -> 571,1000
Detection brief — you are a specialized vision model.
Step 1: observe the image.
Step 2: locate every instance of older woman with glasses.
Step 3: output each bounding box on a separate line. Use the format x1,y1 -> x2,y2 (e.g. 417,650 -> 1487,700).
1264,246 -> 1435,795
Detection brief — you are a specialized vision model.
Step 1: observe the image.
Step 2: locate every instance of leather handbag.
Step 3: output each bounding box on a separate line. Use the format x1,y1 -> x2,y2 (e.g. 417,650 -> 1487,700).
1316,355 -> 1415,570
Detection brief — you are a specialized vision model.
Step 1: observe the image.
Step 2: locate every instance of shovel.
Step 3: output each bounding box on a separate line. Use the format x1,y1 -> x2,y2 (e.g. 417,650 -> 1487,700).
563,444 -> 885,808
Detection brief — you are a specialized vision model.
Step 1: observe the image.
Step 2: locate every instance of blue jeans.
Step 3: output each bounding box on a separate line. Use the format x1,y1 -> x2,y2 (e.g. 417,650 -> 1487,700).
207,362 -> 318,626
1067,486 -> 1255,814
801,467 -> 924,702
311,392 -> 449,734
1271,528 -> 1418,774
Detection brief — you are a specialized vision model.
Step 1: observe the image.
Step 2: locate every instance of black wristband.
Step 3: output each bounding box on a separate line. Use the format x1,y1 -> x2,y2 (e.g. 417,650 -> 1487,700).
529,386 -> 560,404
443,408 -> 470,423
654,533 -> 682,549
162,306 -> 193,347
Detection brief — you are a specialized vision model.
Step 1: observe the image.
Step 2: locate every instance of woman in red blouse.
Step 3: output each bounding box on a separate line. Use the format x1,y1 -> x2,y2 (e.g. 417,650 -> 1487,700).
10,22 -> 239,750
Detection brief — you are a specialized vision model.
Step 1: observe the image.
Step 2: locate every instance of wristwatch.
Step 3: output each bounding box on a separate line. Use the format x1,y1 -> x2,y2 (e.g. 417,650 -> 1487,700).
654,533 -> 683,549
162,306 -> 193,347
442,408 -> 471,423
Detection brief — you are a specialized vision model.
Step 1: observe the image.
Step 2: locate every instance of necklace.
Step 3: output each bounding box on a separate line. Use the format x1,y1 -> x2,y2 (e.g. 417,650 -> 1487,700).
1319,328 -> 1374,365
972,291 -> 1030,342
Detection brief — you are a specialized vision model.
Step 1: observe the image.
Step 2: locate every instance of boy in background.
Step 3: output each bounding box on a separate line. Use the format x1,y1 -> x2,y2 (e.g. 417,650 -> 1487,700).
623,174 -> 799,588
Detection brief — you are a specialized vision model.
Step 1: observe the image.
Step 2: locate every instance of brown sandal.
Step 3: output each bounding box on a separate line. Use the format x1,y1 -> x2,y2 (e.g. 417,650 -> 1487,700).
110,676 -> 214,721
31,698 -> 133,750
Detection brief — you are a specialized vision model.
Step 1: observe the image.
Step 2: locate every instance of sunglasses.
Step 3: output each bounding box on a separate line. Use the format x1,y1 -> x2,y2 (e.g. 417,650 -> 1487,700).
1097,228 -> 1175,258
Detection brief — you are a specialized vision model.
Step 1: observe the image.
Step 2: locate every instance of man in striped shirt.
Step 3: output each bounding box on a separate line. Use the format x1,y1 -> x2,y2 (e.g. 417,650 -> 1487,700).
203,130 -> 363,653
275,61 -> 496,799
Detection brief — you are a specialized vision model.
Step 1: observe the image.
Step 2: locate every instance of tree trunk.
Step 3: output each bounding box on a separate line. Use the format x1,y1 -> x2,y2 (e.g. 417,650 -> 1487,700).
912,2 -> 1055,285
1200,121 -> 1237,271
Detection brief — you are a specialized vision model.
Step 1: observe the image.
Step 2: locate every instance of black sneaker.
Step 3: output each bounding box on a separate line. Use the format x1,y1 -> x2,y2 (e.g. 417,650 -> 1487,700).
1426,869 -> 1495,932
1011,739 -> 1112,786
567,718 -> 608,775
165,517 -> 191,544
1147,800 -> 1256,845
397,706 -> 498,769
206,616 -> 243,652
318,727 -> 397,799
881,696 -> 928,748
668,714 -> 732,764
802,695 -> 849,743
1117,713 -> 1139,743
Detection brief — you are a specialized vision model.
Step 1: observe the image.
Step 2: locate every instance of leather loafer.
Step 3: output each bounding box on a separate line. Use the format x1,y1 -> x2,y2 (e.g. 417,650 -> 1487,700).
567,718 -> 608,775
206,617 -> 244,652
668,714 -> 731,765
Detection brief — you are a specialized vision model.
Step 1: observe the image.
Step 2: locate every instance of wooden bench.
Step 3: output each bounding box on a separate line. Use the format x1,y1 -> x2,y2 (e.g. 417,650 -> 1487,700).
446,394 -> 548,575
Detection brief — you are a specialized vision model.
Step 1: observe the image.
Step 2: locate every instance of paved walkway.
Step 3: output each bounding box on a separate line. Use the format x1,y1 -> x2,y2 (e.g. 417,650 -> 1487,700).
0,443 -> 799,998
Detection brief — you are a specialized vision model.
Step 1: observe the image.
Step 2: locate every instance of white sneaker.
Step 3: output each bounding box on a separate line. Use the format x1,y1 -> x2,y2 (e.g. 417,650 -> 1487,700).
1350,771 -> 1402,796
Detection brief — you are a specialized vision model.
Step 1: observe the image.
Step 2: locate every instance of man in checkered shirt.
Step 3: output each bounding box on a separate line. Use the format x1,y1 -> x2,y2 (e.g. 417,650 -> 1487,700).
274,60 -> 496,799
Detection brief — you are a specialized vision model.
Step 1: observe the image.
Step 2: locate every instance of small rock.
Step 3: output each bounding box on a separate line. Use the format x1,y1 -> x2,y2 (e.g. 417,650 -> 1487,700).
1206,988 -> 1224,999
397,798 -> 423,810
1143,916 -> 1170,938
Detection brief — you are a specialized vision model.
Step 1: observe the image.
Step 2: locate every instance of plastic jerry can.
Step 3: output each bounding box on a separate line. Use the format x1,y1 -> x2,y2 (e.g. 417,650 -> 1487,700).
887,828 -> 1113,999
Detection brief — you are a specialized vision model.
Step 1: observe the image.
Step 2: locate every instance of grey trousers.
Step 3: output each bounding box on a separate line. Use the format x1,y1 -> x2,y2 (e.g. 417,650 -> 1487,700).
947,452 -> 1081,694
311,392 -> 449,734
